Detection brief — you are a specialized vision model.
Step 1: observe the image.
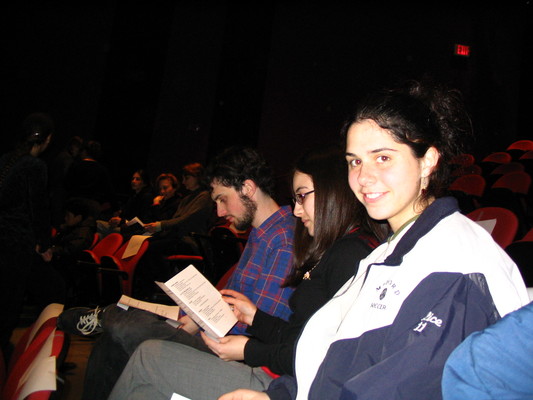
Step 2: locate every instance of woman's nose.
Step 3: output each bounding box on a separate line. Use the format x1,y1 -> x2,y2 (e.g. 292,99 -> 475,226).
293,202 -> 303,217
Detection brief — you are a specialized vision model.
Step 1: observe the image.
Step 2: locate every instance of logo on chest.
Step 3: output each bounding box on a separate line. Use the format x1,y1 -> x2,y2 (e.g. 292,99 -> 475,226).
371,280 -> 401,310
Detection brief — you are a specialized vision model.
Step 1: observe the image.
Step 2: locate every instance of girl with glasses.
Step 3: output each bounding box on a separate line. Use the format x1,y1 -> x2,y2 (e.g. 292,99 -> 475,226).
109,145 -> 383,400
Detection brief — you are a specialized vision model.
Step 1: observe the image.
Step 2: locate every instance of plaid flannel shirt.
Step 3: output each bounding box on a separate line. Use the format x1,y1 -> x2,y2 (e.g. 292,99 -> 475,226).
225,205 -> 296,334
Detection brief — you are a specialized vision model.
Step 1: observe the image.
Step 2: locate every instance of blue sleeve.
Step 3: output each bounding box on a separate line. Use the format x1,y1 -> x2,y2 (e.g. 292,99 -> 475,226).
265,375 -> 298,400
442,301 -> 533,400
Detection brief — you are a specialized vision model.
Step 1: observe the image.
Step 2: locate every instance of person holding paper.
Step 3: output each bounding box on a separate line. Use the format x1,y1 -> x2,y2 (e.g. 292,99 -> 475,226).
96,169 -> 155,239
219,80 -> 529,400
58,146 -> 297,400
108,145 -> 384,400
132,162 -> 216,298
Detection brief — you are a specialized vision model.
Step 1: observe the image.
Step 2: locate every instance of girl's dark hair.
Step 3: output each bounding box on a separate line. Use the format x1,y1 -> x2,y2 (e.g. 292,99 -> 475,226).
0,112 -> 54,189
283,144 -> 383,287
341,79 -> 473,206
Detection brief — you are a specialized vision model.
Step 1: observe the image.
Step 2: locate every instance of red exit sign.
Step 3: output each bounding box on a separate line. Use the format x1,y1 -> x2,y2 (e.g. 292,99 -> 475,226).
454,44 -> 471,57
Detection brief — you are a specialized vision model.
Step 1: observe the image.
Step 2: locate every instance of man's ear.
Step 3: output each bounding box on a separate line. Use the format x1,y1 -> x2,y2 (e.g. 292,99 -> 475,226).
240,179 -> 258,198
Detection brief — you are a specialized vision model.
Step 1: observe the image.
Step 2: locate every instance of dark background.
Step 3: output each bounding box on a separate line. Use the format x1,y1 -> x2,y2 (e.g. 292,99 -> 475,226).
1,1 -> 531,202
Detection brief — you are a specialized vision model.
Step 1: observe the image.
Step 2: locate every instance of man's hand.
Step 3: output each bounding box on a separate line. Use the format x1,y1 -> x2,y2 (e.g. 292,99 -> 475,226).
200,332 -> 249,361
178,315 -> 200,335
221,289 -> 258,326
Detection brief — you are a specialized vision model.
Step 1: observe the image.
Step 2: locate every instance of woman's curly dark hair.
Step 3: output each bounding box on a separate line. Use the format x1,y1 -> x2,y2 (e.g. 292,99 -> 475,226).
341,78 -> 473,207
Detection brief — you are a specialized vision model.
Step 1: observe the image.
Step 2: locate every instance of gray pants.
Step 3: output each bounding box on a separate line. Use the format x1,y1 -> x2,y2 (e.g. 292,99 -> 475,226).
108,339 -> 274,400
83,305 -> 212,400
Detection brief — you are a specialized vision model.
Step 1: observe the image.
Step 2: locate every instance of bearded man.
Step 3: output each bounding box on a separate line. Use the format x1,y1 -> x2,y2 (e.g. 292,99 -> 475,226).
58,146 -> 296,400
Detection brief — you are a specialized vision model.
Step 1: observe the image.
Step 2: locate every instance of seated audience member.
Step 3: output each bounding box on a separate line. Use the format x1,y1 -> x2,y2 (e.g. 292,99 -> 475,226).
145,163 -> 212,241
44,197 -> 97,264
57,146 -> 296,400
97,169 -> 155,239
107,144 -> 384,399
48,197 -> 97,298
29,197 -> 97,308
64,140 -> 116,220
442,300 -> 533,400
133,163 -> 216,297
218,80 -> 529,400
149,172 -> 182,222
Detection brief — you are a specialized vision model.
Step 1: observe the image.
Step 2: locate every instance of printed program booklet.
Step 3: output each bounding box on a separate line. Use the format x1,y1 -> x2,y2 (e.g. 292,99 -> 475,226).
156,265 -> 237,339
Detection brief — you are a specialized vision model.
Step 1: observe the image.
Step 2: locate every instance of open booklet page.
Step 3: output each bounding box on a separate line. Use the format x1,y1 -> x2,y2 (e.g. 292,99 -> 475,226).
156,264 -> 237,339
126,216 -> 144,227
117,294 -> 181,321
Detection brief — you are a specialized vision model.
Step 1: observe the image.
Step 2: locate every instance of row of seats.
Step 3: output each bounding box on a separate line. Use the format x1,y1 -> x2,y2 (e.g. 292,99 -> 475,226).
0,304 -> 66,400
76,222 -> 248,306
76,233 -> 149,305
449,139 -> 533,238
457,206 -> 533,289
448,140 -> 533,288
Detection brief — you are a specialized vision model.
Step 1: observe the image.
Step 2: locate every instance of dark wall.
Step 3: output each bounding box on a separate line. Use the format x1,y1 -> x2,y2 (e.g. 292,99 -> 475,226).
1,2 -> 531,201
1,3 -> 113,156
256,3 -> 531,191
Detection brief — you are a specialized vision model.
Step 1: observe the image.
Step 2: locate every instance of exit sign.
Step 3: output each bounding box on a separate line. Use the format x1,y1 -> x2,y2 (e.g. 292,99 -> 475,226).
454,44 -> 471,57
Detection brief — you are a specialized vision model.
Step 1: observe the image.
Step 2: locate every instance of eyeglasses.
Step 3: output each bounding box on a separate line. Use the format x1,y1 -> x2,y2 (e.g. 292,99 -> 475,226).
292,190 -> 315,205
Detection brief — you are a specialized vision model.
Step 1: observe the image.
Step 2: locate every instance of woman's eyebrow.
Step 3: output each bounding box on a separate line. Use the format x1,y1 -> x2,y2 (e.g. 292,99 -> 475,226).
371,147 -> 397,154
346,147 -> 397,157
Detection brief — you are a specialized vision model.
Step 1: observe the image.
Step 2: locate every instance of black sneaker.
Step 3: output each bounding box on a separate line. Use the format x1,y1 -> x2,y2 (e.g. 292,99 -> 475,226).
57,306 -> 104,336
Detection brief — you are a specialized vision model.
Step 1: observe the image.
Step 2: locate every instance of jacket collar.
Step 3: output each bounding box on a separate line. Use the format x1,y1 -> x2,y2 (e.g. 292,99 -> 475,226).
381,197 -> 459,267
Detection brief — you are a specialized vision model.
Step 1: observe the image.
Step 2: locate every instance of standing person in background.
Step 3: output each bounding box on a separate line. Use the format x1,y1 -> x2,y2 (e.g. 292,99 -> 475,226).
64,139 -> 116,221
48,135 -> 83,228
0,112 -> 54,359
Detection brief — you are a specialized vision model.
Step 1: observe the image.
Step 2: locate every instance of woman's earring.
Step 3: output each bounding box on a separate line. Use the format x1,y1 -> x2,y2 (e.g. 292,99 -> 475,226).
421,177 -> 428,196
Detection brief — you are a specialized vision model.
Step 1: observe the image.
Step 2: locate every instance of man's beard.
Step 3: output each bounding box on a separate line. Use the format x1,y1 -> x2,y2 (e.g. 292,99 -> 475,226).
234,194 -> 257,231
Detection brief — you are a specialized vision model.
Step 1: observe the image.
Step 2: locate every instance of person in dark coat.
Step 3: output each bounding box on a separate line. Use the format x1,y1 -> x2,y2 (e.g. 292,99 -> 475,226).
0,112 -> 54,358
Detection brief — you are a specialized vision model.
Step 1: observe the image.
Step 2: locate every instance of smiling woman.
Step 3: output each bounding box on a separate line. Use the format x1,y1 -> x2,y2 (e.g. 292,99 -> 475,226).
345,119 -> 439,232
220,80 -> 530,400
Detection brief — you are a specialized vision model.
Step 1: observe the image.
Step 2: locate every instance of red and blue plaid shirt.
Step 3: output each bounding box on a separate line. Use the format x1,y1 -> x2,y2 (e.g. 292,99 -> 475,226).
226,206 -> 296,335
